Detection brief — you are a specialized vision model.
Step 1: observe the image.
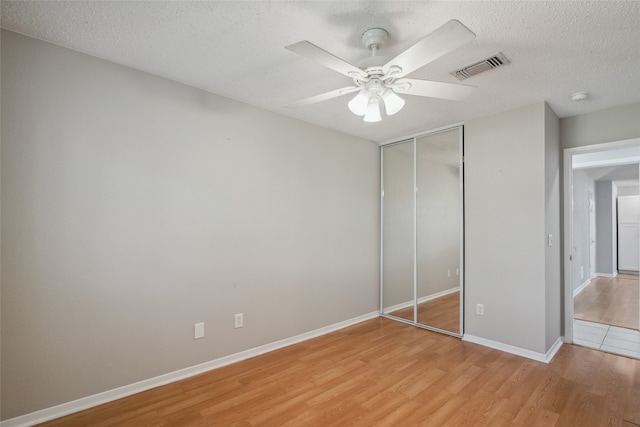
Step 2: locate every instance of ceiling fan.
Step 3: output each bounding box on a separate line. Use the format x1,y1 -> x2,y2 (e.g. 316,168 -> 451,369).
285,20 -> 476,122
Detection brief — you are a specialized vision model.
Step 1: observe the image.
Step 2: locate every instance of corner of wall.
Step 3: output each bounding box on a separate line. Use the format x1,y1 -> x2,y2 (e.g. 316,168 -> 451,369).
544,103 -> 562,351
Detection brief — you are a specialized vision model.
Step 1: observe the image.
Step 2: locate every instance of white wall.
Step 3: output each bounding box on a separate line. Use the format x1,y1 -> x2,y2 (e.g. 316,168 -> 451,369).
465,102 -> 560,354
0,30 -> 380,420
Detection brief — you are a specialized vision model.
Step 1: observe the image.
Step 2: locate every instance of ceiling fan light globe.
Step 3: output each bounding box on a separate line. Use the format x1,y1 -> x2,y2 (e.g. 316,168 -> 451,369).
348,91 -> 369,116
363,98 -> 382,122
382,90 -> 405,115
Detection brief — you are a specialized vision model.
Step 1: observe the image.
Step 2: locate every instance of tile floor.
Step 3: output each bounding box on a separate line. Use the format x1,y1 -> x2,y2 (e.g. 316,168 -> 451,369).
573,319 -> 640,359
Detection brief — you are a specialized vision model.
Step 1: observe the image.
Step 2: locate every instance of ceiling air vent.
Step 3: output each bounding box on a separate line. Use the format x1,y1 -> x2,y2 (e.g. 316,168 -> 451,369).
451,53 -> 510,80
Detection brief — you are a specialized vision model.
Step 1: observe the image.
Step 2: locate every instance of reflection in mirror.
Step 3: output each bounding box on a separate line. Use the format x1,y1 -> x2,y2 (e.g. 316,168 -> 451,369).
381,140 -> 415,322
416,129 -> 462,333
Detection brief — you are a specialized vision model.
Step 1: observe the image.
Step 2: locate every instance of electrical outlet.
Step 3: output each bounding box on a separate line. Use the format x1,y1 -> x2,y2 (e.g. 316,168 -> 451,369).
234,313 -> 243,329
580,266 -> 584,280
476,304 -> 484,316
194,322 -> 204,339
447,269 -> 451,277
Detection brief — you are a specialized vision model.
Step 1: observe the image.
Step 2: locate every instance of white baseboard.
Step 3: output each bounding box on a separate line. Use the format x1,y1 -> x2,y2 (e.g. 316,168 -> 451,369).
595,271 -> 618,278
573,278 -> 591,297
383,287 -> 459,314
463,335 -> 563,364
1,311 -> 379,427
418,287 -> 459,305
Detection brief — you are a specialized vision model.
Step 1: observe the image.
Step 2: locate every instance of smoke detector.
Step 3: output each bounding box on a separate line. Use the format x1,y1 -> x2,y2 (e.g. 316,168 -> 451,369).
570,91 -> 590,101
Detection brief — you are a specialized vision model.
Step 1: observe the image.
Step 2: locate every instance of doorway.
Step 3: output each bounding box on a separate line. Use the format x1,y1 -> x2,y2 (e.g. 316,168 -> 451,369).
564,138 -> 640,358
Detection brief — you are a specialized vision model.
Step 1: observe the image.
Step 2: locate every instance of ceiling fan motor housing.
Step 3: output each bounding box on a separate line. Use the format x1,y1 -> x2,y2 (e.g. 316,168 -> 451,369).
357,27 -> 390,72
361,28 -> 388,51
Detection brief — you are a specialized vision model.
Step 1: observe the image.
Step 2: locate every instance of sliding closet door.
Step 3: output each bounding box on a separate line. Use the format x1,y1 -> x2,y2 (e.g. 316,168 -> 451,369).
380,125 -> 464,336
381,140 -> 415,322
415,128 -> 463,334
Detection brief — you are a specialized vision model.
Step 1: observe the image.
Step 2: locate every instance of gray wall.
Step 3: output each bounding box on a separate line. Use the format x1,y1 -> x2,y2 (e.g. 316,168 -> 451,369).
560,102 -> 640,149
618,185 -> 639,196
595,181 -> 618,275
1,30 -> 380,419
571,169 -> 595,288
465,102 -> 560,354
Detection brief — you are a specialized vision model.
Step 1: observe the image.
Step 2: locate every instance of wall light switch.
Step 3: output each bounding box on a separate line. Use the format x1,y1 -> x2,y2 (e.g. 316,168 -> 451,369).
194,322 -> 204,339
548,234 -> 553,247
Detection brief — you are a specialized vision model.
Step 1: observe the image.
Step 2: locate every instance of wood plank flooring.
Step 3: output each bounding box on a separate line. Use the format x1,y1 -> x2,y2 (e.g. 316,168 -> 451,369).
388,291 -> 460,333
574,274 -> 639,330
37,317 -> 640,427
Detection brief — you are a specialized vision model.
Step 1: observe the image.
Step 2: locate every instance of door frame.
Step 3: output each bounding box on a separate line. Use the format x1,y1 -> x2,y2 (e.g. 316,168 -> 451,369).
588,190 -> 596,279
563,137 -> 640,343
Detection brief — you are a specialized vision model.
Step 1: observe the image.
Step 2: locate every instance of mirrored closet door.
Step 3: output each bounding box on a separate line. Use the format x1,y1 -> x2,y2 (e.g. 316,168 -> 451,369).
381,126 -> 464,336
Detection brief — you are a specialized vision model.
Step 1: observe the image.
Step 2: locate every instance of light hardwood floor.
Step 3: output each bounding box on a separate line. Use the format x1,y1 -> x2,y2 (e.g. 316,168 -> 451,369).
38,317 -> 639,426
574,274 -> 639,330
388,291 -> 460,333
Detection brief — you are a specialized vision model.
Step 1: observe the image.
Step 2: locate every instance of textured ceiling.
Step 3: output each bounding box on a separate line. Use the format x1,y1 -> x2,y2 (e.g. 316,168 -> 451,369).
2,1 -> 639,143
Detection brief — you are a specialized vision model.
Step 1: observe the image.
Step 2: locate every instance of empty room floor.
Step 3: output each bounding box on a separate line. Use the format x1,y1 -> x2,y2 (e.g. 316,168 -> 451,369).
37,317 -> 640,427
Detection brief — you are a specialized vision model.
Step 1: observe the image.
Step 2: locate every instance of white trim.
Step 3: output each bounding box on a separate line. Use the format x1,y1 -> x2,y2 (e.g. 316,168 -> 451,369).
563,147 -> 575,343
463,335 -> 564,364
573,279 -> 591,297
459,126 -> 465,335
418,287 -> 459,304
379,146 -> 385,314
545,337 -> 565,362
0,311 -> 379,427
413,137 -> 418,322
595,271 -> 618,278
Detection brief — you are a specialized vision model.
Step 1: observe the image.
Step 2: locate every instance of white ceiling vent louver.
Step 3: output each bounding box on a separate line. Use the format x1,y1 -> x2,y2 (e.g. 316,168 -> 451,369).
451,52 -> 510,80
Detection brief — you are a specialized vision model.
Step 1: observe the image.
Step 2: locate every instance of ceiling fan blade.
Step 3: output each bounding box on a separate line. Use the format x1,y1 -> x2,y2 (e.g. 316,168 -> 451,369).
286,41 -> 368,79
286,86 -> 360,108
392,78 -> 475,101
383,20 -> 475,78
